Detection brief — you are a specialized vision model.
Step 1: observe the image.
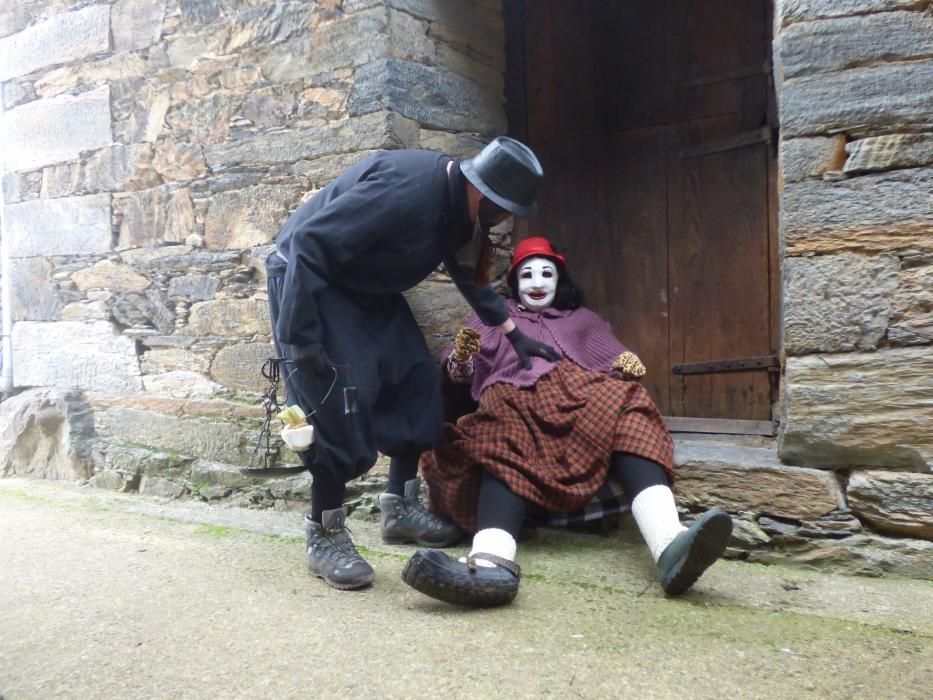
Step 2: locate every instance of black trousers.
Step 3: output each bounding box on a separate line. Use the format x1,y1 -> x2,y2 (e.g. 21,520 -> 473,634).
266,257 -> 442,486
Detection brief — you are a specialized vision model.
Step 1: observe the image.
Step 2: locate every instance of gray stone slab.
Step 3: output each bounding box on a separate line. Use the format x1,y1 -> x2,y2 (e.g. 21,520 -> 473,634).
2,85 -> 112,172
778,0 -> 925,26
348,58 -> 505,135
780,136 -> 846,182
781,167 -> 933,255
0,5 -> 110,81
672,442 -> 846,519
887,258 -> 933,346
783,253 -> 900,354
3,193 -> 111,258
848,470 -> 933,539
203,184 -> 298,250
112,0 -> 166,53
101,407 -> 246,464
844,133 -> 933,174
779,11 -> 933,78
12,321 -> 143,394
780,346 -> 933,471
210,342 -> 274,392
187,298 -> 271,337
780,59 -> 933,137
11,257 -> 64,321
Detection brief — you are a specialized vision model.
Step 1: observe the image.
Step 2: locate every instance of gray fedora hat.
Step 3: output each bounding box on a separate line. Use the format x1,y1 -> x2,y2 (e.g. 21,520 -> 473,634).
461,136 -> 543,218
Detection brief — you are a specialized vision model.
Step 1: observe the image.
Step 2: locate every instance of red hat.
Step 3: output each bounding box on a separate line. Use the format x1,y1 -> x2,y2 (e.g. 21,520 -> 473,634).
508,237 -> 566,280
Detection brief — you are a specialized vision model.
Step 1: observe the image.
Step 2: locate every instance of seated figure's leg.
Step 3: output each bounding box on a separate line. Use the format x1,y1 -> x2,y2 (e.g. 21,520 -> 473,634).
401,472 -> 524,607
611,453 -> 732,595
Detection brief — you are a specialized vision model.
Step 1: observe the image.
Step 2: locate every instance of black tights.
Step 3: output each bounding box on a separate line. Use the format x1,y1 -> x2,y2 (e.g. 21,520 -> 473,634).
474,453 -> 670,537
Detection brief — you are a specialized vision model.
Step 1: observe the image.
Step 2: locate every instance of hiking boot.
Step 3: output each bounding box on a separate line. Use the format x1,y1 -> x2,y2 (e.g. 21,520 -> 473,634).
402,548 -> 520,608
657,507 -> 732,595
379,477 -> 461,547
305,508 -> 374,590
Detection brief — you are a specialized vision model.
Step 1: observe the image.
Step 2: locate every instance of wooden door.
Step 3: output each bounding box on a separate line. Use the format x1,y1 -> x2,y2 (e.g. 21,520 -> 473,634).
509,0 -> 778,423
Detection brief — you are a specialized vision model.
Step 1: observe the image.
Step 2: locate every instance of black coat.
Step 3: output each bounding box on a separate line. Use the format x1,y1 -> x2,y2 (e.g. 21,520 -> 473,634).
273,149 -> 508,357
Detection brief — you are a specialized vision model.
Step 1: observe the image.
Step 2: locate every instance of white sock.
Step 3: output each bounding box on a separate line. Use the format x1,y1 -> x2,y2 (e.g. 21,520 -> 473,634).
460,528 -> 517,569
632,485 -> 687,562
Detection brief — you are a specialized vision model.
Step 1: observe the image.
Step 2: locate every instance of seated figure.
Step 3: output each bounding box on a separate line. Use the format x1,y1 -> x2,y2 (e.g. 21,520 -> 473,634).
402,237 -> 732,607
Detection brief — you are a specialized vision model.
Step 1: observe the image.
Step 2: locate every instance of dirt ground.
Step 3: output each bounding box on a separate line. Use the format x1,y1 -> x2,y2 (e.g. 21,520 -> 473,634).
1,477 -> 930,699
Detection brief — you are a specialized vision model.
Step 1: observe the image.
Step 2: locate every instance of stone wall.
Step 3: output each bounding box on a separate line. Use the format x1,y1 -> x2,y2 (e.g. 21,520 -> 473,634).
775,1 -> 932,542
0,0 -> 507,507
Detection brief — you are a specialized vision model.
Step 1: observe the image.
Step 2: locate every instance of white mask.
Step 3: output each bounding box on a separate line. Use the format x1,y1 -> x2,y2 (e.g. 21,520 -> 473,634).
517,256 -> 558,310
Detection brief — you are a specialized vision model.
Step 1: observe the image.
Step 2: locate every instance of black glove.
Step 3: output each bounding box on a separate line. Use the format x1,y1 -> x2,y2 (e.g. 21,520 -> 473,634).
505,328 -> 561,370
292,343 -> 332,374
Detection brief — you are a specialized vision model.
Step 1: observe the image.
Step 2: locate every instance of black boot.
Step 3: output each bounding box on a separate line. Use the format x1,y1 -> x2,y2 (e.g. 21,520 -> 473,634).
305,508 -> 374,590
402,549 -> 520,607
379,477 -> 461,547
656,508 -> 732,595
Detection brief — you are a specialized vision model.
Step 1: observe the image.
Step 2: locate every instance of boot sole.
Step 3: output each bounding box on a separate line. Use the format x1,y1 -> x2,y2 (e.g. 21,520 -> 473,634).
401,550 -> 518,607
308,562 -> 374,591
661,510 -> 732,596
381,532 -> 461,548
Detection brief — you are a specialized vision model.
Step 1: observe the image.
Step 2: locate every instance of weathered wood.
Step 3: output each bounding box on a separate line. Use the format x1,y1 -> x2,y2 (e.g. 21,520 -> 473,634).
673,356 -> 779,374
779,11 -> 933,78
665,417 -> 775,436
782,167 -> 933,255
844,133 -> 933,174
780,347 -> 933,470
780,59 -> 933,137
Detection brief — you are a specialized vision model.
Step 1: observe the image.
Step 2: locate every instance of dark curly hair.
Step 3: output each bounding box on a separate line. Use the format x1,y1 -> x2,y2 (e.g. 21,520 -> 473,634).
507,255 -> 585,311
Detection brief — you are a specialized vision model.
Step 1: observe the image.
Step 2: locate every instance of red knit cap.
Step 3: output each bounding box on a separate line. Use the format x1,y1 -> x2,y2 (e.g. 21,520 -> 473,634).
508,237 -> 566,280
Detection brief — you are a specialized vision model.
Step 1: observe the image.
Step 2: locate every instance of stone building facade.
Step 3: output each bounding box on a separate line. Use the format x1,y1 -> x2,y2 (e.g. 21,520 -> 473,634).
0,1 -> 930,576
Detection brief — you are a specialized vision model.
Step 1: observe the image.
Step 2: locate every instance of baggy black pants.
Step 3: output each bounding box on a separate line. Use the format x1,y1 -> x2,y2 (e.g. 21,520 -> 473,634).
266,255 -> 442,485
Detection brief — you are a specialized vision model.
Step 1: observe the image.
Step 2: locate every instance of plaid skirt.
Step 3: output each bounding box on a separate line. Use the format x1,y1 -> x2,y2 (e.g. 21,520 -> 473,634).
420,360 -> 675,533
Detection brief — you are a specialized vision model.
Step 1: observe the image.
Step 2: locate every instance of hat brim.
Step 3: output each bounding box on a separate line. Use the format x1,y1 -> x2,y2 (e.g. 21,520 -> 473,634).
461,159 -> 538,219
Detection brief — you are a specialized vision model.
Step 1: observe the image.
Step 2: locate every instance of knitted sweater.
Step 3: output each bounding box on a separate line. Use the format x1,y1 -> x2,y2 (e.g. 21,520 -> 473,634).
448,299 -> 630,401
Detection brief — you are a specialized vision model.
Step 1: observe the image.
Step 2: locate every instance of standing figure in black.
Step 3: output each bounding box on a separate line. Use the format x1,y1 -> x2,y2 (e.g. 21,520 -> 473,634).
266,137 -> 560,590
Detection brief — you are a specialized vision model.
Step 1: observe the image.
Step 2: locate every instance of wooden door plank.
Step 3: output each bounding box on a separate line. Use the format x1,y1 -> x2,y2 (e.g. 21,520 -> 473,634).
664,416 -> 775,436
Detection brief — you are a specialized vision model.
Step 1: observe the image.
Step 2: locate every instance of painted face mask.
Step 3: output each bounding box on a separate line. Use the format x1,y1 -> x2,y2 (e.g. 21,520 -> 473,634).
517,256 -> 558,310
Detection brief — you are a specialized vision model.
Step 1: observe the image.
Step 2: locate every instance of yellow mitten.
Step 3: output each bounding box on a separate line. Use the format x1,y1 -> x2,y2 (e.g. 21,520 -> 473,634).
612,351 -> 646,380
450,327 -> 481,362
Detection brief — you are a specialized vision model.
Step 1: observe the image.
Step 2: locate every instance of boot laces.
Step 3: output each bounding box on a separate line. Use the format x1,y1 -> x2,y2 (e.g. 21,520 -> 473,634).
314,525 -> 365,567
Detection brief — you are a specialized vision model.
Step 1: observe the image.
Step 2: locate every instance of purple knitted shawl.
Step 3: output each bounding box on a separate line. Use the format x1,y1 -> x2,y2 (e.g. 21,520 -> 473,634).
448,299 -> 630,401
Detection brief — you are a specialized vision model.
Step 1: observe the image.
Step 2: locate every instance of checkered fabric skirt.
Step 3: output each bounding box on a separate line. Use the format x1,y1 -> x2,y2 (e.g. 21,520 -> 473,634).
421,360 -> 675,533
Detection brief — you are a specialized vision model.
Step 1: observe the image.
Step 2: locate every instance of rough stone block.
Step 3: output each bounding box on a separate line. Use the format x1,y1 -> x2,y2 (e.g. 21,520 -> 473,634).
112,0 -> 166,53
848,470 -> 933,540
887,258 -> 933,346
13,321 -> 143,394
102,407 -> 246,464
167,273 -> 220,302
403,279 -> 471,356
139,475 -> 187,499
844,133 -> 933,175
0,388 -> 95,480
1,85 -> 112,172
309,9 -> 390,75
293,150 -> 380,187
11,257 -> 63,321
388,8 -> 435,62
780,347 -> 933,471
143,370 -> 223,398
211,342 -> 275,392
152,142 -> 208,182
40,160 -> 87,199
141,347 -> 211,375
190,459 -> 255,489
204,184 -> 298,250
225,1 -> 310,52
779,11 -> 933,78
672,443 -> 846,519
165,189 -> 196,243
780,136 -> 845,183
203,111 -> 417,168
348,58 -> 505,135
115,186 -> 171,249
85,144 -> 162,192
72,259 -> 151,293
781,59 -> 933,137
782,167 -> 933,256
187,298 -> 271,337
783,254 -> 900,354
778,0 -> 924,26
0,5 -> 110,82
3,194 -> 111,258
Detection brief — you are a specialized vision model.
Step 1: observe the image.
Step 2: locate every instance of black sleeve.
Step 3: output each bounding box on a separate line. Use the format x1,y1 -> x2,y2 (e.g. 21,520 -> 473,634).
442,253 -> 510,327
276,173 -> 400,351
